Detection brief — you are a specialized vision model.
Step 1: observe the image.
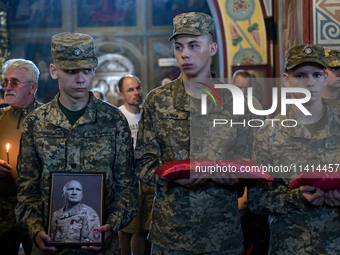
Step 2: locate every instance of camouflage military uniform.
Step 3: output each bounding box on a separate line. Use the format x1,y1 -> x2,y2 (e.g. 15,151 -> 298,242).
135,73 -> 254,254
16,93 -> 139,255
0,99 -> 42,254
50,203 -> 100,243
325,48 -> 340,68
248,104 -> 340,254
323,48 -> 340,110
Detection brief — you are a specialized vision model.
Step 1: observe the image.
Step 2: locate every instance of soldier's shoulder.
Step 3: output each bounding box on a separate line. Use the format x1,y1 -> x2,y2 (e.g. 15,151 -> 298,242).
144,77 -> 181,104
25,100 -> 54,122
255,118 -> 278,138
96,100 -> 129,122
32,100 -> 53,112
0,106 -> 11,118
79,203 -> 98,213
52,207 -> 64,215
95,99 -> 119,112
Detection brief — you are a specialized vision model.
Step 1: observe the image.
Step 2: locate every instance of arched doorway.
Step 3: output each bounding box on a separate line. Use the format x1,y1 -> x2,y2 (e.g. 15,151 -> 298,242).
91,53 -> 135,106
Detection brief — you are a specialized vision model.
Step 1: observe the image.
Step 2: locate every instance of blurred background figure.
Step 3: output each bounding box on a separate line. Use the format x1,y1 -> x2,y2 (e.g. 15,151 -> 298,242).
232,69 -> 263,110
91,87 -> 106,101
0,87 -> 10,108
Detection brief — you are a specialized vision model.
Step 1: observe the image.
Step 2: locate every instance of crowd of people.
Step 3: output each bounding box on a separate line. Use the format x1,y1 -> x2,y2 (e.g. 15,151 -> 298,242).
0,11 -> 339,255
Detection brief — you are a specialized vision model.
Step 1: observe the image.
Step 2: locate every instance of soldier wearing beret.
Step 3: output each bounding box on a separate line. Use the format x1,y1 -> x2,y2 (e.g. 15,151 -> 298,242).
322,48 -> 340,109
15,33 -> 139,255
248,44 -> 340,254
135,12 -> 254,254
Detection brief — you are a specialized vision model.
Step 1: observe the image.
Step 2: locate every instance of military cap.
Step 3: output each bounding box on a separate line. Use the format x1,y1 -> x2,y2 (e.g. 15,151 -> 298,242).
325,48 -> 340,67
285,44 -> 327,70
169,12 -> 215,41
51,33 -> 98,70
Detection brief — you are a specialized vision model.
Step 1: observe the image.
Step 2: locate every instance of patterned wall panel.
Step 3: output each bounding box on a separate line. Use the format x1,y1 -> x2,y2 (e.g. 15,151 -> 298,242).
212,0 -> 268,77
314,0 -> 340,47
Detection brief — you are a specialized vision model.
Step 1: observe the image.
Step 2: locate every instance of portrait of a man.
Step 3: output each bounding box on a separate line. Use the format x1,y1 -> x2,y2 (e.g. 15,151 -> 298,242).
49,180 -> 101,243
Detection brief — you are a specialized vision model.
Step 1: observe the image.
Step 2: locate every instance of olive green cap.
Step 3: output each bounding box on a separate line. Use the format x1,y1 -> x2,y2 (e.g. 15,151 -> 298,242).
51,33 -> 98,70
169,12 -> 215,41
285,44 -> 327,70
325,48 -> 340,68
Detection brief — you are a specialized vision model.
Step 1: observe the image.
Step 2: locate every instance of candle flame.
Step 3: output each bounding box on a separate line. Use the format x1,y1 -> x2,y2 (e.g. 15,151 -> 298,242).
6,143 -> 9,152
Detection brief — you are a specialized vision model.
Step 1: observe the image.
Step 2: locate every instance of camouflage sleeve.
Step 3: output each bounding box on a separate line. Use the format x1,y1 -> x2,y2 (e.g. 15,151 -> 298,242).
82,207 -> 100,242
233,107 -> 254,159
106,115 -> 139,233
15,116 -> 45,240
135,97 -> 165,187
50,211 -> 58,241
247,126 -> 306,215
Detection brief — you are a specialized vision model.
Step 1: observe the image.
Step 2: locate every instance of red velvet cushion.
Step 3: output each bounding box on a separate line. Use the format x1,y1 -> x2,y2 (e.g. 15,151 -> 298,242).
288,170 -> 340,191
216,158 -> 274,181
155,159 -> 215,180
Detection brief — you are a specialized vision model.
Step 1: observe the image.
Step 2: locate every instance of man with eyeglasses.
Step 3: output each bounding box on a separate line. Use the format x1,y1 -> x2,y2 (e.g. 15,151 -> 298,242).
0,59 -> 42,255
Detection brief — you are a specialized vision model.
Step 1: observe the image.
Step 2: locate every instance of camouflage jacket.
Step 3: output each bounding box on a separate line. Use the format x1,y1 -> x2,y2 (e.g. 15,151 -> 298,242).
50,203 -> 100,243
248,104 -> 340,254
15,93 -> 139,254
0,99 -> 42,235
323,93 -> 340,113
135,73 -> 253,253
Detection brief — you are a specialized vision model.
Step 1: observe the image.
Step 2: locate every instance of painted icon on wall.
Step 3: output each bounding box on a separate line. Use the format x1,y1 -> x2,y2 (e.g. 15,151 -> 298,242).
8,0 -> 62,29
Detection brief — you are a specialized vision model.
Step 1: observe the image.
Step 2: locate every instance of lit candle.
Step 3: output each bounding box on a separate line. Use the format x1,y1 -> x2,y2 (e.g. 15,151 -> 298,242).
6,143 -> 9,164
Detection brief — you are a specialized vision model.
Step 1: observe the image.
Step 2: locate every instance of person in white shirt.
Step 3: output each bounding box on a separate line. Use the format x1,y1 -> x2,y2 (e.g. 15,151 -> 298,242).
118,75 -> 142,148
118,75 -> 155,255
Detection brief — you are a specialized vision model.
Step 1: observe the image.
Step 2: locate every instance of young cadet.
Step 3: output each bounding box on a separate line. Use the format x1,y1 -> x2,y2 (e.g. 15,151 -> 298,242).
322,48 -> 340,109
248,44 -> 340,254
135,12 -> 253,254
15,33 -> 139,255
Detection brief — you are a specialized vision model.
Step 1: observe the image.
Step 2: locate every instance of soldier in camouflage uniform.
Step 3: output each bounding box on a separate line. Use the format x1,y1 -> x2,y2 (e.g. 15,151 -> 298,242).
248,44 -> 340,254
50,180 -> 100,243
321,48 -> 340,109
0,59 -> 42,255
135,12 -> 254,254
15,33 -> 139,255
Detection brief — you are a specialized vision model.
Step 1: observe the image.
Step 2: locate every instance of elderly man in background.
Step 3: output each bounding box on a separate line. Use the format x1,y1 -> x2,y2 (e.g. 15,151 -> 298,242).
0,59 -> 42,255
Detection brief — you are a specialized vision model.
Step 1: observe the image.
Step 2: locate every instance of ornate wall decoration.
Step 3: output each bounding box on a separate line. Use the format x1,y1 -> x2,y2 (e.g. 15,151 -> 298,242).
212,0 -> 267,77
314,0 -> 340,47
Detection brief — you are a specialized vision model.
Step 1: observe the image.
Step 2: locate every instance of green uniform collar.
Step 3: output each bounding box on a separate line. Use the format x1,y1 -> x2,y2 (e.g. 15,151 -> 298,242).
46,92 -> 98,130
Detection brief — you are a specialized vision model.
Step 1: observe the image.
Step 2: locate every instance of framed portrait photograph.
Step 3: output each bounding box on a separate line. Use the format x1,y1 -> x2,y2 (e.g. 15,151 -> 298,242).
47,172 -> 105,246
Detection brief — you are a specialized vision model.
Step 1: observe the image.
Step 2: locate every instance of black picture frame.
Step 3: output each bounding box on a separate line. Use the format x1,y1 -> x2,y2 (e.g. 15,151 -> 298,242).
47,172 -> 105,246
